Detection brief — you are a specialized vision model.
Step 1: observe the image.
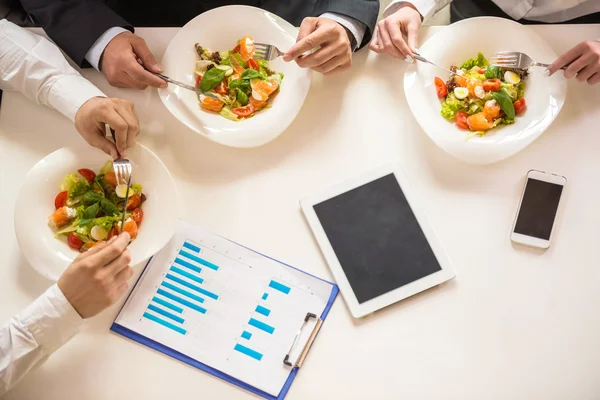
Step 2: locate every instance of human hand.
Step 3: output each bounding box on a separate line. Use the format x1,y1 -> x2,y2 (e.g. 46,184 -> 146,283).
547,40 -> 600,85
369,4 -> 422,61
75,97 -> 140,159
58,233 -> 133,319
283,17 -> 353,75
101,31 -> 167,90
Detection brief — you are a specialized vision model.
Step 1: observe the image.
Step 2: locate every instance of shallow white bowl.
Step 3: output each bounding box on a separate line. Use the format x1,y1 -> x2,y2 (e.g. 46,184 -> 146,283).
14,144 -> 178,281
158,5 -> 312,148
404,17 -> 567,164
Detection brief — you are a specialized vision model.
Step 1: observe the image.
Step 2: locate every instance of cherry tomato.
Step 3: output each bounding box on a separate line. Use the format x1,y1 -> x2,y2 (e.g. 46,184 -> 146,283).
68,232 -> 83,251
247,58 -> 260,71
107,226 -> 118,241
455,110 -> 469,130
54,191 -> 68,209
232,44 -> 241,54
214,80 -> 228,95
478,68 -> 486,74
77,168 -> 96,184
103,171 -> 117,187
434,77 -> 447,99
195,75 -> 203,88
482,78 -> 501,92
132,208 -> 144,225
239,37 -> 255,61
514,98 -> 527,115
127,193 -> 142,211
231,105 -> 256,118
454,75 -> 467,87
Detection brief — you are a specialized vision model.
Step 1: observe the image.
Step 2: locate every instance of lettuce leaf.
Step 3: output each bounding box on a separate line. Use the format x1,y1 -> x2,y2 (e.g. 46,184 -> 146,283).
91,215 -> 122,231
516,81 -> 525,99
219,107 -> 240,121
460,52 -> 489,70
131,184 -> 143,194
61,174 -> 90,198
99,160 -> 113,175
440,94 -> 466,119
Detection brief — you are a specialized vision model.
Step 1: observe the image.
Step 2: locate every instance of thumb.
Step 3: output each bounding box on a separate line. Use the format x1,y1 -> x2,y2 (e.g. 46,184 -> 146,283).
88,130 -> 119,160
284,18 -> 319,62
131,38 -> 162,73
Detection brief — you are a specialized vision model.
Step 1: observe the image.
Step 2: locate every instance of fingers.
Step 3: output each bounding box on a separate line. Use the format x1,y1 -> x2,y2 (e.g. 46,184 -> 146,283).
547,43 -> 584,75
295,43 -> 342,69
105,249 -> 132,276
103,108 -> 129,155
131,37 -> 163,73
588,73 -> 600,85
127,61 -> 167,89
284,22 -> 330,61
113,265 -> 134,286
575,63 -> 598,83
88,232 -> 130,267
405,20 -> 420,53
377,21 -> 404,59
369,27 -> 381,53
113,281 -> 130,299
87,131 -> 119,160
296,17 -> 319,43
314,55 -> 349,74
564,53 -> 593,79
114,102 -> 140,156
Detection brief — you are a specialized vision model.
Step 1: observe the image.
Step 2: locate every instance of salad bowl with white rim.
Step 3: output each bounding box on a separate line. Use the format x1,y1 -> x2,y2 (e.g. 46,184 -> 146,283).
404,17 -> 567,165
158,5 -> 312,148
14,143 -> 178,281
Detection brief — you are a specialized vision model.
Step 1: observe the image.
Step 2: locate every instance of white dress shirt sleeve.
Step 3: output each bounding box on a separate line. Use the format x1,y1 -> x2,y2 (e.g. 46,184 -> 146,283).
0,19 -> 106,122
0,284 -> 84,396
85,27 -> 129,71
320,12 -> 367,50
384,0 -> 453,22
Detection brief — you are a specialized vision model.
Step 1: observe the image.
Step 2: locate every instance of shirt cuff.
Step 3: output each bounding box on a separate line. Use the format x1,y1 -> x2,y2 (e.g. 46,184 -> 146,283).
47,74 -> 106,122
18,284 -> 84,355
384,1 -> 434,22
320,12 -> 366,51
85,27 -> 129,71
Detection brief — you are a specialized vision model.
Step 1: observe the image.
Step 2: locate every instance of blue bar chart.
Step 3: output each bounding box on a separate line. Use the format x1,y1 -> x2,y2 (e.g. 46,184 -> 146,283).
143,240 -> 219,335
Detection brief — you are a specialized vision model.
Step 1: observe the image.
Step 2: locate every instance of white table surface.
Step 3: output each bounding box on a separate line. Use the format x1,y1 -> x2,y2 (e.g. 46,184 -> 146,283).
2,25 -> 600,400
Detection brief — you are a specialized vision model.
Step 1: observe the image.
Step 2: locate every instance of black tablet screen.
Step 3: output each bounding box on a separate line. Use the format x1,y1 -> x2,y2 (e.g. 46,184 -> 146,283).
313,174 -> 441,304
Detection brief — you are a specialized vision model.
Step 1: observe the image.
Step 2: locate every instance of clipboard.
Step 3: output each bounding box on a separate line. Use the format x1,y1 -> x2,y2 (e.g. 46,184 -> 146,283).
110,225 -> 339,400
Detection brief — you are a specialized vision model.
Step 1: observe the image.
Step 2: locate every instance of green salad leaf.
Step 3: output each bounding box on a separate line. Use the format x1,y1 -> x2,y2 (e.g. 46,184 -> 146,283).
440,94 -> 466,119
241,69 -> 262,80
492,89 -> 515,120
461,52 -> 489,70
516,81 -> 525,99
91,216 -> 121,231
500,82 -> 518,99
484,65 -> 502,79
61,174 -> 91,198
219,107 -> 240,121
82,191 -> 103,205
131,184 -> 143,194
237,89 -> 249,105
200,68 -> 226,92
99,160 -> 113,175
100,197 -> 119,216
228,79 -> 241,89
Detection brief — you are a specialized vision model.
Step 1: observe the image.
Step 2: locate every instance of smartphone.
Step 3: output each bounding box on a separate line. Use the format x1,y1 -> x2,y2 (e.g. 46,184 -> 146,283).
511,170 -> 567,249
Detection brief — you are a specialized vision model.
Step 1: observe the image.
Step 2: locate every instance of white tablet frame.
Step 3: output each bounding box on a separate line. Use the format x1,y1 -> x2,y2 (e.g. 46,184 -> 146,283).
300,163 -> 456,318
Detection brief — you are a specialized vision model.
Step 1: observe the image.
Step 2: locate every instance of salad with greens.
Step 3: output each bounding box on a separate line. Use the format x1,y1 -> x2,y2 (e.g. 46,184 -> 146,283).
48,161 -> 146,252
193,36 -> 284,121
434,52 -> 527,138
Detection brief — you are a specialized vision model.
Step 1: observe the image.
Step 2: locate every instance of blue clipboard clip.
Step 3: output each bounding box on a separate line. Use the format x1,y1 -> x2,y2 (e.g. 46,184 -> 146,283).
283,312 -> 323,368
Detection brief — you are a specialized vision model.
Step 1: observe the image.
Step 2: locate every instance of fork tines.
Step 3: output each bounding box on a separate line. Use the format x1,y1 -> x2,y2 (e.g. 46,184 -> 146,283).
491,51 -> 519,67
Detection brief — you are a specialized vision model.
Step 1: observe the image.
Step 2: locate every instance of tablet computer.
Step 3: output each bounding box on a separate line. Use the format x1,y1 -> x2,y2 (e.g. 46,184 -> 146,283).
300,163 -> 455,318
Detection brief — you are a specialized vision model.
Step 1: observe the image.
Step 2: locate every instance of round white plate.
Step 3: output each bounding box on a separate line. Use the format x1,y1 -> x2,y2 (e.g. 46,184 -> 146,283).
404,17 -> 567,164
14,144 -> 178,281
159,5 -> 312,148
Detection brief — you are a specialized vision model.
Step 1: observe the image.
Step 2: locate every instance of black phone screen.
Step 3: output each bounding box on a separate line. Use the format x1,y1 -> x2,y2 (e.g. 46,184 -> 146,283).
514,178 -> 564,240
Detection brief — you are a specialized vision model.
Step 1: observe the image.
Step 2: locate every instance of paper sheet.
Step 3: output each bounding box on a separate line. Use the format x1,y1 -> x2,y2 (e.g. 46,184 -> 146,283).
114,221 -> 334,397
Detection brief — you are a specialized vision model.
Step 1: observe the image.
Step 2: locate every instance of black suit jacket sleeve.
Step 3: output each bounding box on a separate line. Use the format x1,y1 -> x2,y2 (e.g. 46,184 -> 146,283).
19,0 -> 133,67
313,0 -> 379,49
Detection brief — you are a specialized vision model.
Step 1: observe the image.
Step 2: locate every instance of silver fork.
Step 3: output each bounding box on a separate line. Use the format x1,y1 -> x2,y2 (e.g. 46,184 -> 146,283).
109,129 -> 133,234
254,42 -> 284,61
149,71 -> 218,99
491,51 -> 567,70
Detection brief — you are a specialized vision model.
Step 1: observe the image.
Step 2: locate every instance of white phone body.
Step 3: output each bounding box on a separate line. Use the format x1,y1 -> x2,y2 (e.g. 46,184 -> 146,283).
511,170 -> 567,249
